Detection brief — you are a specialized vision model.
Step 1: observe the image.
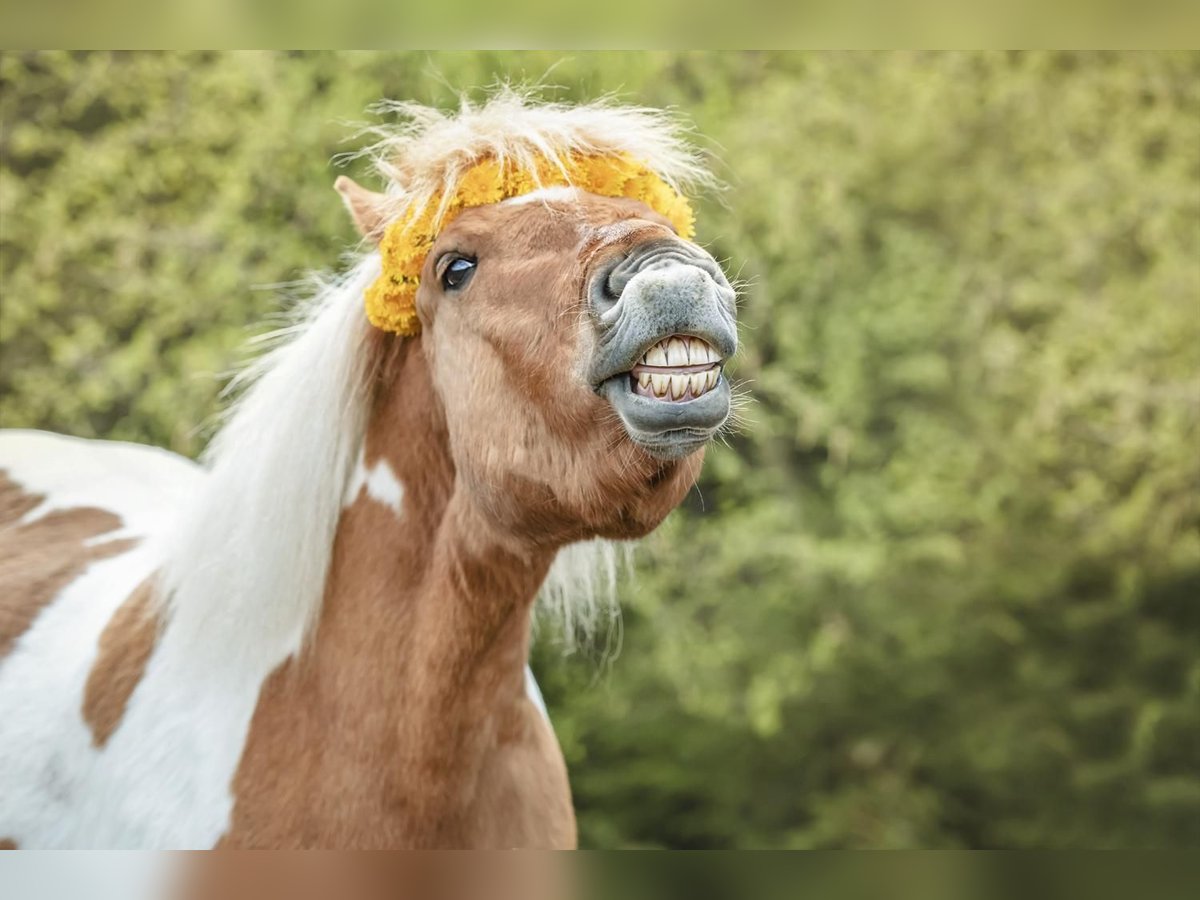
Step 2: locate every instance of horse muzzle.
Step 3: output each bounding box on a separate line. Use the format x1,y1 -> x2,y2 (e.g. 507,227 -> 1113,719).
587,238 -> 738,460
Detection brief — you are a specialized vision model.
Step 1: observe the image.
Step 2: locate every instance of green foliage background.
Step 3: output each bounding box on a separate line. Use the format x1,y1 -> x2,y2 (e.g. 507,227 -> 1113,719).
2,51 -> 1198,848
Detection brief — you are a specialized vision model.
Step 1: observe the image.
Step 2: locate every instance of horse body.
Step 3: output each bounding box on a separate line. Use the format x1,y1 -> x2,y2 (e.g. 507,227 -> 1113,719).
0,94 -> 738,848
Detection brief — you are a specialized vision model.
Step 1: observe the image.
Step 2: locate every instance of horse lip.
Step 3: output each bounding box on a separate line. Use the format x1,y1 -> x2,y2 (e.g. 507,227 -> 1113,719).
597,371 -> 731,460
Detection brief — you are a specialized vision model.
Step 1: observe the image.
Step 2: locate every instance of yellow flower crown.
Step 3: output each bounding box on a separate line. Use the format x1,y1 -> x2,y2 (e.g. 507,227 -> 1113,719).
365,153 -> 697,334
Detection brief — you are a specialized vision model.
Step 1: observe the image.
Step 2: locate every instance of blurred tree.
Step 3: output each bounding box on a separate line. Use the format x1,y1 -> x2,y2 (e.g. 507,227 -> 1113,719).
2,51 -> 1198,847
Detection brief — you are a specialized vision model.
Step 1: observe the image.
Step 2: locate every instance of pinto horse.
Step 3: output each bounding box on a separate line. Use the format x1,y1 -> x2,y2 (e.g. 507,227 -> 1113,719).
0,95 -> 738,849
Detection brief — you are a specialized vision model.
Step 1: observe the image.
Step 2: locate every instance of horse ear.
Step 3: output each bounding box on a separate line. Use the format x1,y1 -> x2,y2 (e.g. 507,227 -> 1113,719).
334,176 -> 388,241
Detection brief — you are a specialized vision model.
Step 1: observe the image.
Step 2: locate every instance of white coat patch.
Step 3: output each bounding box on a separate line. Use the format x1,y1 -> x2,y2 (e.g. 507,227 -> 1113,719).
501,186 -> 581,207
344,452 -> 405,516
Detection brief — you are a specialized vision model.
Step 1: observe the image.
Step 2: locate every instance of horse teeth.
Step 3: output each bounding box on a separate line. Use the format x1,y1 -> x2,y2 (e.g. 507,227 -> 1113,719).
637,336 -> 723,401
666,338 -> 688,367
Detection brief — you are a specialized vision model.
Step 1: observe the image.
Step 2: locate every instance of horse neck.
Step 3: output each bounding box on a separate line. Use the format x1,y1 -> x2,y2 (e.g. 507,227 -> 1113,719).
311,338 -> 555,718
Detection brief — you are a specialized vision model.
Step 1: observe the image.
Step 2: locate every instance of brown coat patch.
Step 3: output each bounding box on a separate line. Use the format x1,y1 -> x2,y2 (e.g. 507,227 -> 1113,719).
0,838 -> 16,849
0,471 -> 138,660
176,851 -> 571,900
83,577 -> 161,747
0,472 -> 42,525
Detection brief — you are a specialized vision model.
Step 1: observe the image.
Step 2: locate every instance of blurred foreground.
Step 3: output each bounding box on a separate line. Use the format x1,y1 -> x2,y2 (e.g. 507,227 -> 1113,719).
3,852 -> 1200,900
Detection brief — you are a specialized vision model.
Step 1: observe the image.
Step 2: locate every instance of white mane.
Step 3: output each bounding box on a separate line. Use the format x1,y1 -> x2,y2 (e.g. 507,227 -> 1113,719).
160,256 -> 379,665
353,86 -> 716,230
538,538 -> 631,651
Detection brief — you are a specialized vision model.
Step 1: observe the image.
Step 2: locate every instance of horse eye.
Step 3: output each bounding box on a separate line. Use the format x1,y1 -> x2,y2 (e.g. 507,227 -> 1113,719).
441,256 -> 476,291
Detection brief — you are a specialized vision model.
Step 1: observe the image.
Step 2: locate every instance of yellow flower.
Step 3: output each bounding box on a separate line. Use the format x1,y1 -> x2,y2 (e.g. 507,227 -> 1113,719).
453,158 -> 506,208
534,155 -> 573,189
365,278 -> 419,333
578,154 -> 638,196
502,163 -> 535,198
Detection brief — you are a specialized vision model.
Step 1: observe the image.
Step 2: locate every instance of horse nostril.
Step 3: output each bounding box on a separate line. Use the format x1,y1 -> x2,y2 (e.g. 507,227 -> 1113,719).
590,257 -> 628,316
591,281 -> 620,318
603,272 -> 621,302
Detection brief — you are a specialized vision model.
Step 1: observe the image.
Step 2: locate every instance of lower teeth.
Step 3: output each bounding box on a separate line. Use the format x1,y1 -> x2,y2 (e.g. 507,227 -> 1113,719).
634,370 -> 718,399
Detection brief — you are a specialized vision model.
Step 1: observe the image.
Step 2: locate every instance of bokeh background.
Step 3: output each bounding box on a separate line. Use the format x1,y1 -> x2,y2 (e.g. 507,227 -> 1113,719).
1,51 -> 1198,848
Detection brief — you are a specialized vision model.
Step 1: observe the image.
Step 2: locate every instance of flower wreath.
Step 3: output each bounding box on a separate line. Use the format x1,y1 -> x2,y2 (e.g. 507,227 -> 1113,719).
364,153 -> 696,335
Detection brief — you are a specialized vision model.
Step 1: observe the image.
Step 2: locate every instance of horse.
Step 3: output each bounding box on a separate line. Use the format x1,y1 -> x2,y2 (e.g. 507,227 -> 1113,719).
0,93 -> 739,849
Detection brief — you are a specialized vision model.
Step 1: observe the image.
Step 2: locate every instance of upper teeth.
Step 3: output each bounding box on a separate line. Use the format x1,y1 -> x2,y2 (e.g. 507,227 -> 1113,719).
640,336 -> 719,368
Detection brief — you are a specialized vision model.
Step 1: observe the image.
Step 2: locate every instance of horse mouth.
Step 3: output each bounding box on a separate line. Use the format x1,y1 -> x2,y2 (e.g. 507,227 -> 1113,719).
629,336 -> 723,402
598,333 -> 732,461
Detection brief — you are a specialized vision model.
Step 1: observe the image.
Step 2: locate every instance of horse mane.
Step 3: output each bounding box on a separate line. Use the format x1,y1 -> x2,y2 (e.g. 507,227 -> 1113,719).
160,257 -> 379,666
160,91 -> 710,657
352,86 -> 716,229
